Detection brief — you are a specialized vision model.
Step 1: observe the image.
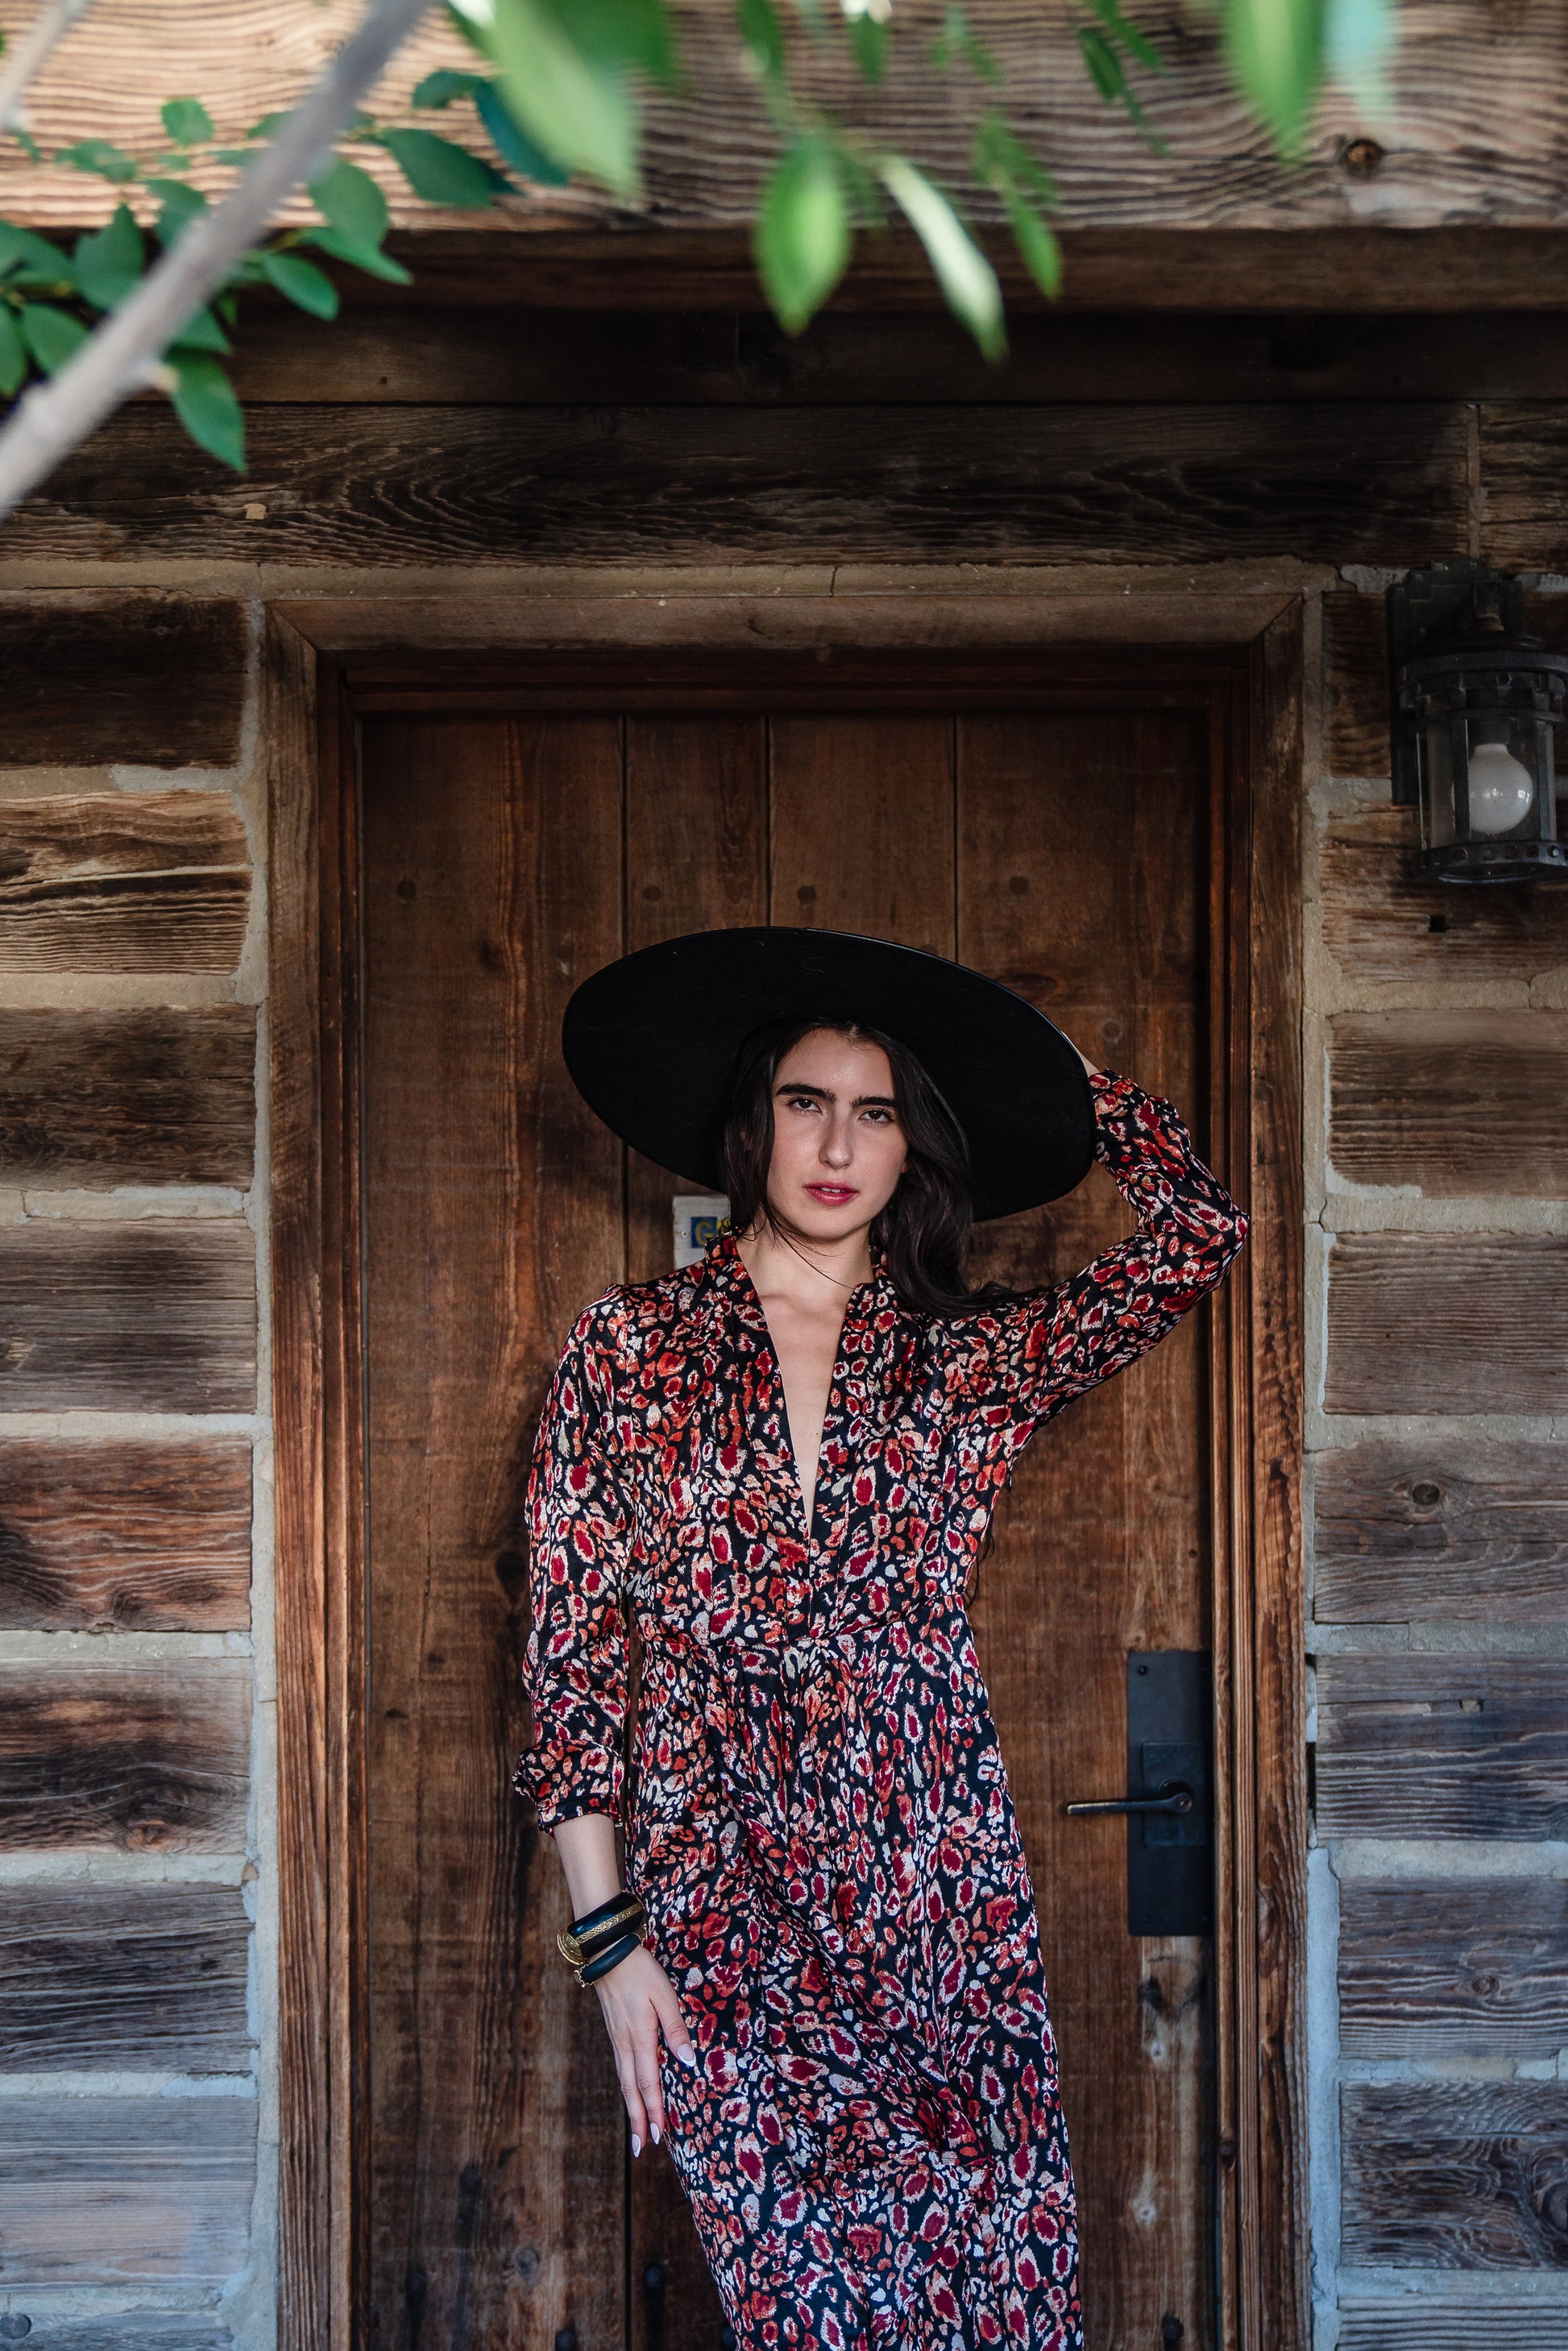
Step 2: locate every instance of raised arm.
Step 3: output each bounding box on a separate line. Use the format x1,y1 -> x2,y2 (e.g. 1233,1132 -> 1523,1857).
512,1301 -> 633,1832
984,1070 -> 1248,1422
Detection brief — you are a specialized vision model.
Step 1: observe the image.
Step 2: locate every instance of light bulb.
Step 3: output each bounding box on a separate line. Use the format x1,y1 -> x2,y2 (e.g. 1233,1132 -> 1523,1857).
1466,740 -> 1536,836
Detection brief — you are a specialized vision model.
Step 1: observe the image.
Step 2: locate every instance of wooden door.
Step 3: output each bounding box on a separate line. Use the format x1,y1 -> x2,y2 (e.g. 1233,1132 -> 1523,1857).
356,676 -> 1227,2351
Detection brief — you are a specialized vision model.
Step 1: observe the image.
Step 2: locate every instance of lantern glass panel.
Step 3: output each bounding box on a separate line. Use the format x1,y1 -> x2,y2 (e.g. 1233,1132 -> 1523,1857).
1420,717 -> 1457,849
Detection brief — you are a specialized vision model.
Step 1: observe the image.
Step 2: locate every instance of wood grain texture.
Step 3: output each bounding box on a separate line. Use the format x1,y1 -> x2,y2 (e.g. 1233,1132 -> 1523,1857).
1329,1011 -> 1568,1197
1338,1880 -> 1568,2058
1313,1440 -> 1568,1624
1338,2301 -> 1568,2351
0,0 -> 1565,236
360,715 -> 626,2351
771,711 -> 956,952
1341,2085 -> 1568,2270
230,308 -> 1568,408
1483,407 -> 1568,569
0,2096 -> 255,2284
0,593 -> 247,770
1324,591 -> 1568,782
0,1009 -> 256,1188
1319,808 -> 1568,988
1325,1232 -> 1568,1417
0,1661 -> 251,1851
1316,1655 -> 1568,1842
1246,606 -> 1310,2351
0,1885 -> 251,2071
17,403 -> 1469,568
0,1221 -> 255,1413
0,1437 -> 252,1630
0,795 -> 251,975
262,612 -> 333,2351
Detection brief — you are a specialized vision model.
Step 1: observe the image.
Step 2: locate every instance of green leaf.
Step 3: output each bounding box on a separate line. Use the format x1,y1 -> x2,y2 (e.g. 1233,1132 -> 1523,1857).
73,203 -> 145,310
847,12 -> 889,80
259,249 -> 339,317
1002,189 -> 1061,297
413,65 -> 484,106
245,110 -> 289,139
534,0 -> 676,81
930,5 -> 1001,81
299,226 -> 413,284
0,305 -> 27,396
147,177 -> 210,243
753,137 -> 850,335
973,115 -> 1059,212
475,79 -> 570,182
454,0 -> 641,196
0,222 -> 76,287
18,302 -> 89,373
1087,0 -> 1164,77
376,126 -> 500,206
10,126 -> 41,163
55,138 -> 139,183
877,155 -> 1005,363
1077,24 -> 1123,102
213,147 -> 259,166
736,0 -> 786,81
1222,0 -> 1324,151
1325,0 -> 1393,111
308,157 -> 389,248
161,96 -> 214,143
168,304 -> 230,353
169,351 -> 245,470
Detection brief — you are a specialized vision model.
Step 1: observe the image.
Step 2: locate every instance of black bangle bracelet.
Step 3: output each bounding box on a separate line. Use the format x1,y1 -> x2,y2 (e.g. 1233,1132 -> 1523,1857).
558,1895 -> 646,1971
576,1930 -> 642,1988
572,1891 -> 642,1941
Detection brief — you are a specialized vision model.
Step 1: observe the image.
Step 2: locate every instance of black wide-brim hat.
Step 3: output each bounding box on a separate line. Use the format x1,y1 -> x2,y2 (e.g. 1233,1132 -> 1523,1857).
562,927 -> 1095,1221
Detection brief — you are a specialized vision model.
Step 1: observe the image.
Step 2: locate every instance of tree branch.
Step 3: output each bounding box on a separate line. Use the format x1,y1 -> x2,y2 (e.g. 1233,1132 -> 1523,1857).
0,0 -> 95,135
0,0 -> 433,525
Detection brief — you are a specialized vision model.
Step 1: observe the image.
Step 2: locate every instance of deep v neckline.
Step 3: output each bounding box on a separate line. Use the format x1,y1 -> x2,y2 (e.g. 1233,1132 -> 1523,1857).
727,1245 -> 864,1543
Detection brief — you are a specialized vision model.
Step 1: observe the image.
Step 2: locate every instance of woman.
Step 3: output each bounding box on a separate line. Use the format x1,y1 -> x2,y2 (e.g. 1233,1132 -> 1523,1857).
516,927 -> 1247,2351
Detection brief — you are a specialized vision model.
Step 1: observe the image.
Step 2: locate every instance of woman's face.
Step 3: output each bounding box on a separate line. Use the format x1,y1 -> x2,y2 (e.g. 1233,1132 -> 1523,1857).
765,1028 -> 908,1245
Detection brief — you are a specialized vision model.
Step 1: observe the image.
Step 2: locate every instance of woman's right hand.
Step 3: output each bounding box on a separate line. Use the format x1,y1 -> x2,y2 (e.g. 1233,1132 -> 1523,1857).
594,1943 -> 697,2154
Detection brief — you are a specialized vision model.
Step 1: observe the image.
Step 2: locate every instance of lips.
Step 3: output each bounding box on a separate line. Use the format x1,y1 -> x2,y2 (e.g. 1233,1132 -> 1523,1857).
805,1184 -> 859,1205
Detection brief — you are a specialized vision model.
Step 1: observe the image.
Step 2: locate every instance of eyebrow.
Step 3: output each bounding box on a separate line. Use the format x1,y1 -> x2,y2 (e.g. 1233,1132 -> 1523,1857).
775,1080 -> 898,1109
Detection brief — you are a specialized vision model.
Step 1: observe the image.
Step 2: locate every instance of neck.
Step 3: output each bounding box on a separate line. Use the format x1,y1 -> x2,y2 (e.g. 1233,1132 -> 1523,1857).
735,1217 -> 874,1304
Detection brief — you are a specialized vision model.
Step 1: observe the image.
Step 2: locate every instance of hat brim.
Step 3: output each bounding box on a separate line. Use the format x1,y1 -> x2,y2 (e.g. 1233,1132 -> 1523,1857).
562,927 -> 1095,1222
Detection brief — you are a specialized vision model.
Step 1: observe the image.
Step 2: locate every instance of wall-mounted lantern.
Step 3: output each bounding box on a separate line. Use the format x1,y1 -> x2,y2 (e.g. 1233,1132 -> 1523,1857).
1388,559 -> 1568,882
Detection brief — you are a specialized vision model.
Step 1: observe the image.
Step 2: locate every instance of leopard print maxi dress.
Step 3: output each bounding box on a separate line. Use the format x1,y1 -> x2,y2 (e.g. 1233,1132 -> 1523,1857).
516,1072 -> 1247,2351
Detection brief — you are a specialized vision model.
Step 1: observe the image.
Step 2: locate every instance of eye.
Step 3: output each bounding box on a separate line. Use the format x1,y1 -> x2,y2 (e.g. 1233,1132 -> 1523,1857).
782,1092 -> 819,1113
861,1107 -> 894,1126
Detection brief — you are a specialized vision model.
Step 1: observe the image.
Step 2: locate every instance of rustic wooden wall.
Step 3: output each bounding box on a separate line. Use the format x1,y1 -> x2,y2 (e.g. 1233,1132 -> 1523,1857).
2,292 -> 1567,2351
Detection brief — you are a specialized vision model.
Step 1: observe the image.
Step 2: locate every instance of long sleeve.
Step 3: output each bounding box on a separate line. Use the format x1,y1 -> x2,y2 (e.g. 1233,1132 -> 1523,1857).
978,1070 -> 1248,1422
512,1300 -> 633,1832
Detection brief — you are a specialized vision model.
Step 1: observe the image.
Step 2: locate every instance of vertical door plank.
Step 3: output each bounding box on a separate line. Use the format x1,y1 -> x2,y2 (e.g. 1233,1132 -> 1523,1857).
361,715 -> 626,2351
769,714 -> 956,954
958,708 -> 1216,2351
624,715 -> 766,1286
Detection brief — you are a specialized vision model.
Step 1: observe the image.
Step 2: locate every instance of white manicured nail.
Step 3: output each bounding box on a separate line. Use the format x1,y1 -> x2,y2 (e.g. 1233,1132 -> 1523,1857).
650,2125 -> 661,2146
631,2134 -> 641,2158
677,2043 -> 697,2068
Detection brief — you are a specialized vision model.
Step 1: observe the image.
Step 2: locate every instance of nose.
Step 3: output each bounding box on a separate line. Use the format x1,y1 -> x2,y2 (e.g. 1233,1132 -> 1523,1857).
820,1113 -> 853,1168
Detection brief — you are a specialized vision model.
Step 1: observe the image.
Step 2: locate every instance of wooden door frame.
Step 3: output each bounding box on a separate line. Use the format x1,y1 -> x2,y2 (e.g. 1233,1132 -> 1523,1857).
266,580 -> 1307,2351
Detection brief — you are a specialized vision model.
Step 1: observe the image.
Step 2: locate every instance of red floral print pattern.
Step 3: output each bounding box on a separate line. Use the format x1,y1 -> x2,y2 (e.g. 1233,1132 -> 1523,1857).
516,1072 -> 1247,2350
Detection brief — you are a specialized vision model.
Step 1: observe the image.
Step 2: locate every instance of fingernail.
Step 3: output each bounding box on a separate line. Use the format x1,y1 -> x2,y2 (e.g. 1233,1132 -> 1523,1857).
631,2134 -> 641,2158
677,2043 -> 697,2069
650,2125 -> 661,2146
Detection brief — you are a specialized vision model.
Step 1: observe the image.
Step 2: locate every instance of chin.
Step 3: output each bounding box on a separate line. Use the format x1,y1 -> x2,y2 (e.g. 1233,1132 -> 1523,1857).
790,1200 -> 877,1244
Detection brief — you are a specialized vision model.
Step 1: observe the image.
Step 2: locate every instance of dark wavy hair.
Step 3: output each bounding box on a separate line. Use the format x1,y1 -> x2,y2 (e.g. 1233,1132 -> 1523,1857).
716,1016 -> 1014,1319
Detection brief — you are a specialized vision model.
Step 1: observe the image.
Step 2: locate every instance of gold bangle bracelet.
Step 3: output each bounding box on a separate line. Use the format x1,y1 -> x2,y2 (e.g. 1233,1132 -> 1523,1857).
557,1901 -> 645,1969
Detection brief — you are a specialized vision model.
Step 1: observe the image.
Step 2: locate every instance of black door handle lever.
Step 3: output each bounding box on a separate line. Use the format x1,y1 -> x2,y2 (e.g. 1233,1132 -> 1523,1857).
1064,1778 -> 1195,1818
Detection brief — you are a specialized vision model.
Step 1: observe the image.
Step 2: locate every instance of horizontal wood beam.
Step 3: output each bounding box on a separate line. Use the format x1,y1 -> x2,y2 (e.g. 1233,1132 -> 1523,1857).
1342,2084 -> 1568,2268
0,1885 -> 251,2071
5,2324 -> 234,2351
0,797 -> 251,977
1329,1012 -> 1568,1199
0,1222 -> 256,1413
1338,2307 -> 1568,2351
0,1008 -> 256,1188
1313,1439 -> 1568,1624
17,402 -> 1469,570
0,1661 -> 251,1851
0,2096 -> 255,2283
1316,1656 -> 1568,1841
0,1438 -> 252,1630
0,594 -> 248,769
1326,1233 -> 1568,1417
1338,1880 -> 1568,2058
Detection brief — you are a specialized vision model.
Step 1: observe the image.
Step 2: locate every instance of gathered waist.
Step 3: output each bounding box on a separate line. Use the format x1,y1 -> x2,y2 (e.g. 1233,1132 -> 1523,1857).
640,1596 -> 973,1686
